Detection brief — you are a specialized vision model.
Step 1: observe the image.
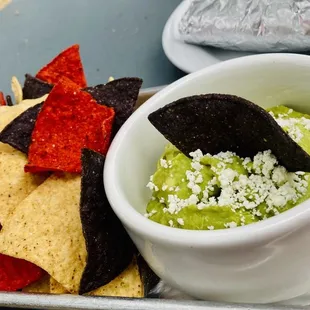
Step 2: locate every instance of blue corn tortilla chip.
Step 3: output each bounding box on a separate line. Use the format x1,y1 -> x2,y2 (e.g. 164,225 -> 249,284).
0,103 -> 43,154
148,93 -> 310,172
23,74 -> 53,100
6,95 -> 13,106
79,149 -> 135,294
84,78 -> 142,136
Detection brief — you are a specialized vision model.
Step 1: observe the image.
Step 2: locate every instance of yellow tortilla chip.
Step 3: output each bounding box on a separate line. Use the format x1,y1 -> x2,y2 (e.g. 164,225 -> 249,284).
0,94 -> 48,131
23,275 -> 69,295
0,143 -> 46,225
50,277 -> 69,294
46,260 -> 143,297
0,0 -> 11,11
23,274 -> 70,294
0,173 -> 87,293
0,96 -> 48,225
87,260 -> 143,298
22,274 -> 51,294
11,76 -> 23,104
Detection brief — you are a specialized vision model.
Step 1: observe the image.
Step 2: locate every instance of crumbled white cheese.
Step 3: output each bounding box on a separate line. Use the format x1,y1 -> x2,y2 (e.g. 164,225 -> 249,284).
177,218 -> 184,226
191,184 -> 201,194
168,220 -> 174,227
185,170 -> 196,182
202,188 -> 209,201
191,161 -> 202,171
213,151 -> 235,163
162,184 -> 168,191
289,126 -> 303,142
218,168 -> 238,187
224,221 -> 237,228
144,209 -> 157,218
242,157 -> 251,170
208,197 -> 217,205
252,209 -> 262,217
195,174 -> 203,183
186,168 -> 203,195
198,150 -> 307,213
272,166 -> 287,185
207,225 -> 214,230
197,202 -> 206,210
253,150 -> 277,175
146,181 -> 159,192
270,113 -> 310,143
166,194 -> 199,214
160,159 -> 168,168
296,171 -> 305,175
189,149 -> 203,162
230,222 -> 238,228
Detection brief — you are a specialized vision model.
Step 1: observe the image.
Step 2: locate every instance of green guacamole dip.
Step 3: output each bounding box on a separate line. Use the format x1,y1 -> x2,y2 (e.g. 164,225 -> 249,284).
145,105 -> 310,230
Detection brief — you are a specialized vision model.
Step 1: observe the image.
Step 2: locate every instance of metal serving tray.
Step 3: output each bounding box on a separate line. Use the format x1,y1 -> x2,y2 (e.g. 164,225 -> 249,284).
0,291 -> 304,310
0,86 -> 305,310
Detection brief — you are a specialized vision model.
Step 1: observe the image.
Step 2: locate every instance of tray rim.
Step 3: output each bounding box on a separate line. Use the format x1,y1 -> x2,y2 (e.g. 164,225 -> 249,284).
0,291 -> 305,310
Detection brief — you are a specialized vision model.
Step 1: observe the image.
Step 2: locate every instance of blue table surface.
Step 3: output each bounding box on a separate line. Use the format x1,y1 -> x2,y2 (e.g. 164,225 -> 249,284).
0,0 -> 185,98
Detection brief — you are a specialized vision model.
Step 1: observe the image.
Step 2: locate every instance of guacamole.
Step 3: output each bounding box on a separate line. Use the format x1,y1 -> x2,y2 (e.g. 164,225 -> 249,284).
145,105 -> 310,230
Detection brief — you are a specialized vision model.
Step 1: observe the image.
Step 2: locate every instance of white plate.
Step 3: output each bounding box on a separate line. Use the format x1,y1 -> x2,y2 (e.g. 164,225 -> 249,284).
162,0 -> 256,73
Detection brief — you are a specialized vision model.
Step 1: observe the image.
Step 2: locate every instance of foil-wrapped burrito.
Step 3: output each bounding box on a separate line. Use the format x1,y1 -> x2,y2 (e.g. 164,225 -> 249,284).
177,0 -> 310,52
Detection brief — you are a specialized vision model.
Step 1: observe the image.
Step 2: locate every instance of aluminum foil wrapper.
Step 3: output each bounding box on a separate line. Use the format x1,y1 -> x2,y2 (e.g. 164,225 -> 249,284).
177,0 -> 310,52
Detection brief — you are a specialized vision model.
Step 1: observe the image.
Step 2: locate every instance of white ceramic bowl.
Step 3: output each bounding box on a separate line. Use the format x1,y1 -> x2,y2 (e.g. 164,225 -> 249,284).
104,54 -> 310,304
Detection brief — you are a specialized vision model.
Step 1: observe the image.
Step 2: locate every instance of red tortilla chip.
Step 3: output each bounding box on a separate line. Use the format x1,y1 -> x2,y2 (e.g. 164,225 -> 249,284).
0,254 -> 45,291
36,44 -> 87,88
101,114 -> 114,155
0,92 -> 6,106
25,78 -> 114,173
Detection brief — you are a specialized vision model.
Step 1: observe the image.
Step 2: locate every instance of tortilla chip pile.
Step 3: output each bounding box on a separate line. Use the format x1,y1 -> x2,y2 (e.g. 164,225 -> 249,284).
0,45 -> 158,296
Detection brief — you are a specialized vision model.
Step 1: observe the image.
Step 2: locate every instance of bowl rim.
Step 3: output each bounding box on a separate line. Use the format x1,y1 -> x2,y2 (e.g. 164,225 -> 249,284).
104,53 -> 310,248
